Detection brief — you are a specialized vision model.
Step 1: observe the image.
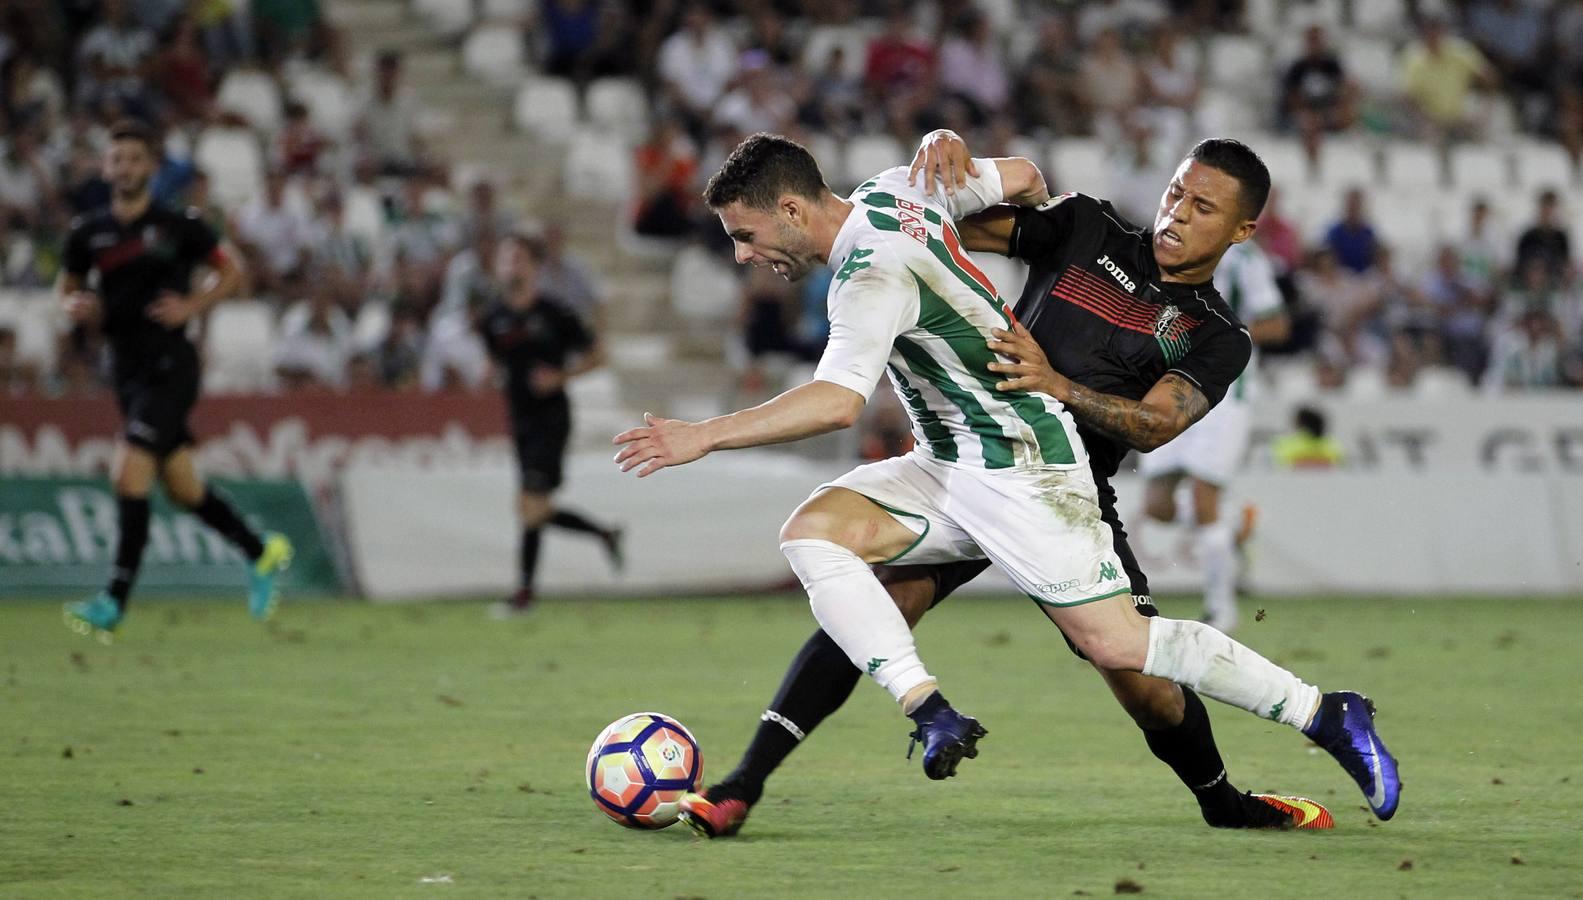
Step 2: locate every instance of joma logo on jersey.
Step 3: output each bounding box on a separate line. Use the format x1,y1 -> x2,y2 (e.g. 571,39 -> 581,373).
895,196 -> 929,245
1096,255 -> 1137,292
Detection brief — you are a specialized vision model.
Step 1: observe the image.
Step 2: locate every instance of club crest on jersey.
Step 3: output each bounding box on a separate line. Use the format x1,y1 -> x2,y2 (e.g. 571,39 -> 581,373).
1152,304 -> 1193,364
1096,254 -> 1137,292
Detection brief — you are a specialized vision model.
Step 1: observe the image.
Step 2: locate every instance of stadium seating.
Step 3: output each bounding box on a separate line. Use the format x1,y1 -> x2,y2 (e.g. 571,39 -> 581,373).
584,78 -> 650,144
1449,144 -> 1512,192
1206,36 -> 1269,94
1314,138 -> 1376,193
562,128 -> 633,201
204,300 -> 279,393
1379,141 -> 1443,190
0,290 -> 58,375
193,127 -> 266,209
1048,137 -> 1109,196
479,0 -> 531,22
286,67 -> 357,140
668,243 -> 738,330
801,23 -> 874,80
462,23 -> 527,85
513,77 -> 580,142
842,134 -> 905,192
1513,140 -> 1579,191
412,0 -> 474,37
216,69 -> 285,134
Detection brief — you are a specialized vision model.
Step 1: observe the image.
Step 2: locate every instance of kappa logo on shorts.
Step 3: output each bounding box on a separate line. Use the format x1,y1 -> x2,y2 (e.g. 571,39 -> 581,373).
1037,580 -> 1079,594
1099,562 -> 1119,581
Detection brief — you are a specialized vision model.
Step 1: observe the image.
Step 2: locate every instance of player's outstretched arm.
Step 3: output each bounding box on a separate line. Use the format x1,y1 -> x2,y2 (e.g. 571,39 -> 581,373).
987,321 -> 1209,452
613,381 -> 865,477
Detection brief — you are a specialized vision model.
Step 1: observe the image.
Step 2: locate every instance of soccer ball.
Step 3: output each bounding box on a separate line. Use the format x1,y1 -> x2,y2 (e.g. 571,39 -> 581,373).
585,712 -> 703,829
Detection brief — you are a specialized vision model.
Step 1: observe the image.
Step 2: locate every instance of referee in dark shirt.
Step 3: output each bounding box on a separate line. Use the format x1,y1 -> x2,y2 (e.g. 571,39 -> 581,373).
58,120 -> 293,638
482,233 -> 622,616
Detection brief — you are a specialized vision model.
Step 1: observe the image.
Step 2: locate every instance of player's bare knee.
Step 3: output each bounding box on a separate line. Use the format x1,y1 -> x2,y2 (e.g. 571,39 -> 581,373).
1072,626 -> 1148,672
518,493 -> 553,527
1191,480 -> 1222,526
165,481 -> 204,509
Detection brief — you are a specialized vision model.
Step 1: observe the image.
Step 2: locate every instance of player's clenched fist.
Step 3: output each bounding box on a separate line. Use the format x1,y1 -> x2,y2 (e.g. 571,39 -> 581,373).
63,290 -> 102,324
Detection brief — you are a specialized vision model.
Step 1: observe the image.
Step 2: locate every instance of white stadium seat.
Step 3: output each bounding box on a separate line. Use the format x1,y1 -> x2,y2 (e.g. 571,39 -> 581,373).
204,300 -> 278,393
1315,138 -> 1376,193
1379,141 -> 1443,191
480,0 -> 531,21
1449,144 -> 1511,191
1513,140 -> 1579,191
412,0 -> 474,37
462,24 -> 526,86
194,127 -> 265,208
562,129 -> 632,201
1048,137 -> 1109,195
513,77 -> 579,141
1206,36 -> 1268,92
669,243 -> 739,327
0,290 -> 60,373
584,77 -> 649,142
216,69 -> 284,134
1345,37 -> 1399,97
843,134 -> 904,190
802,133 -> 845,187
1243,0 -> 1285,40
287,68 -> 357,140
1352,0 -> 1412,38
1257,138 -> 1313,192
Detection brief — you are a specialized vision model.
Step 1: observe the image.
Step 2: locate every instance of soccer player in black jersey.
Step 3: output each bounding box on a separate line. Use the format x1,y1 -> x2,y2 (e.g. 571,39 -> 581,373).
681,132 -> 1391,836
481,233 -> 622,616
59,120 -> 293,639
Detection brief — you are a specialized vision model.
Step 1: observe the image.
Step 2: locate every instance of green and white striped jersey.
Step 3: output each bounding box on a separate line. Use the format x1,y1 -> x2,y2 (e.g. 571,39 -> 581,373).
1211,240 -> 1283,403
813,164 -> 1085,470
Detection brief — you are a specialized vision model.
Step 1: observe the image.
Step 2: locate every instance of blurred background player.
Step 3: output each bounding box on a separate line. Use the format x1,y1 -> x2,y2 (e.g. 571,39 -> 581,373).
1273,406 -> 1345,469
1138,238 -> 1290,632
481,232 -> 622,617
58,120 -> 292,638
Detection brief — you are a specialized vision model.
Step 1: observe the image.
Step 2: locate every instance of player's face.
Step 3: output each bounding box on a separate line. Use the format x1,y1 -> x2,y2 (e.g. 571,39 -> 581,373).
104,138 -> 156,199
1152,159 -> 1255,276
716,201 -> 820,281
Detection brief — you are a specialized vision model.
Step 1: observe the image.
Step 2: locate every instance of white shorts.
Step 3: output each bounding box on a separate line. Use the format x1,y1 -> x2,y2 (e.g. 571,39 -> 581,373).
820,452 -> 1130,607
1137,398 -> 1251,486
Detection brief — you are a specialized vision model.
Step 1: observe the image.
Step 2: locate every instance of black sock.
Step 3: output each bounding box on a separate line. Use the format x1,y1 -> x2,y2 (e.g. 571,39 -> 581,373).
192,489 -> 265,561
718,629 -> 862,807
548,509 -> 608,536
519,526 -> 542,590
1141,687 -> 1243,818
107,496 -> 151,611
905,689 -> 950,723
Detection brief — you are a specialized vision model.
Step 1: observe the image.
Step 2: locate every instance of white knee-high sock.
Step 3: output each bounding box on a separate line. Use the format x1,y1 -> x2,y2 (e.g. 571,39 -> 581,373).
1142,617 -> 1319,729
780,539 -> 933,704
1195,521 -> 1238,630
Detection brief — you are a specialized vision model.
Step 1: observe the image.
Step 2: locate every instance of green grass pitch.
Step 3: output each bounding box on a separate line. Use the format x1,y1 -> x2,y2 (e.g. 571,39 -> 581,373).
3,593 -> 1580,898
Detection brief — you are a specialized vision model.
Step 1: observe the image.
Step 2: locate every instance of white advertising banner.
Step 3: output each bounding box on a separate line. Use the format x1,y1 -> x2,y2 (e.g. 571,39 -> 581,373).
342,450 -> 1583,601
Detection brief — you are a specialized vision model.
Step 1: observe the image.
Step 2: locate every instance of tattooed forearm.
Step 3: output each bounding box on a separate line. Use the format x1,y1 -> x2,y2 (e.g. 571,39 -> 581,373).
1061,374 -> 1210,452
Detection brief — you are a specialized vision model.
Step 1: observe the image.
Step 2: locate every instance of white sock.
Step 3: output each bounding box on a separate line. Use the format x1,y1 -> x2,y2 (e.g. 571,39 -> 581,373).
1142,617 -> 1320,729
780,539 -> 933,704
1195,521 -> 1238,630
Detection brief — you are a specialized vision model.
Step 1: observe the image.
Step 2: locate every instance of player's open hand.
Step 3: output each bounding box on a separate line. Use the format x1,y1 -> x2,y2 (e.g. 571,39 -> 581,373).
987,320 -> 1070,399
613,412 -> 710,477
63,291 -> 102,325
147,291 -> 200,328
907,129 -> 977,197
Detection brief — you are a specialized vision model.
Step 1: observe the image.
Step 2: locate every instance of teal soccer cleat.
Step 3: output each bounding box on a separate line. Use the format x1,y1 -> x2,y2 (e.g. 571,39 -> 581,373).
64,593 -> 122,642
248,533 -> 295,621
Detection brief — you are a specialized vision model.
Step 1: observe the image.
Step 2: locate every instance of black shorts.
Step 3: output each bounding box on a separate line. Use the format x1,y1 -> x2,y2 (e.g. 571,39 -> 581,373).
512,399 -> 571,494
113,366 -> 200,458
920,474 -> 1155,660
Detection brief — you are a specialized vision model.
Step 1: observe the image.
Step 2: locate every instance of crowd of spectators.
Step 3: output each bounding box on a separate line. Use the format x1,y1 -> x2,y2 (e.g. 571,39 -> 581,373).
3,0 -> 1582,402
607,0 -> 1583,394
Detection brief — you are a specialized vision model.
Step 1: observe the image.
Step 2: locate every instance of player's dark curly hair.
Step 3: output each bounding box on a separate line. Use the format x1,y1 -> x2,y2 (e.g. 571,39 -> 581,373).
1187,139 -> 1270,221
702,133 -> 830,210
